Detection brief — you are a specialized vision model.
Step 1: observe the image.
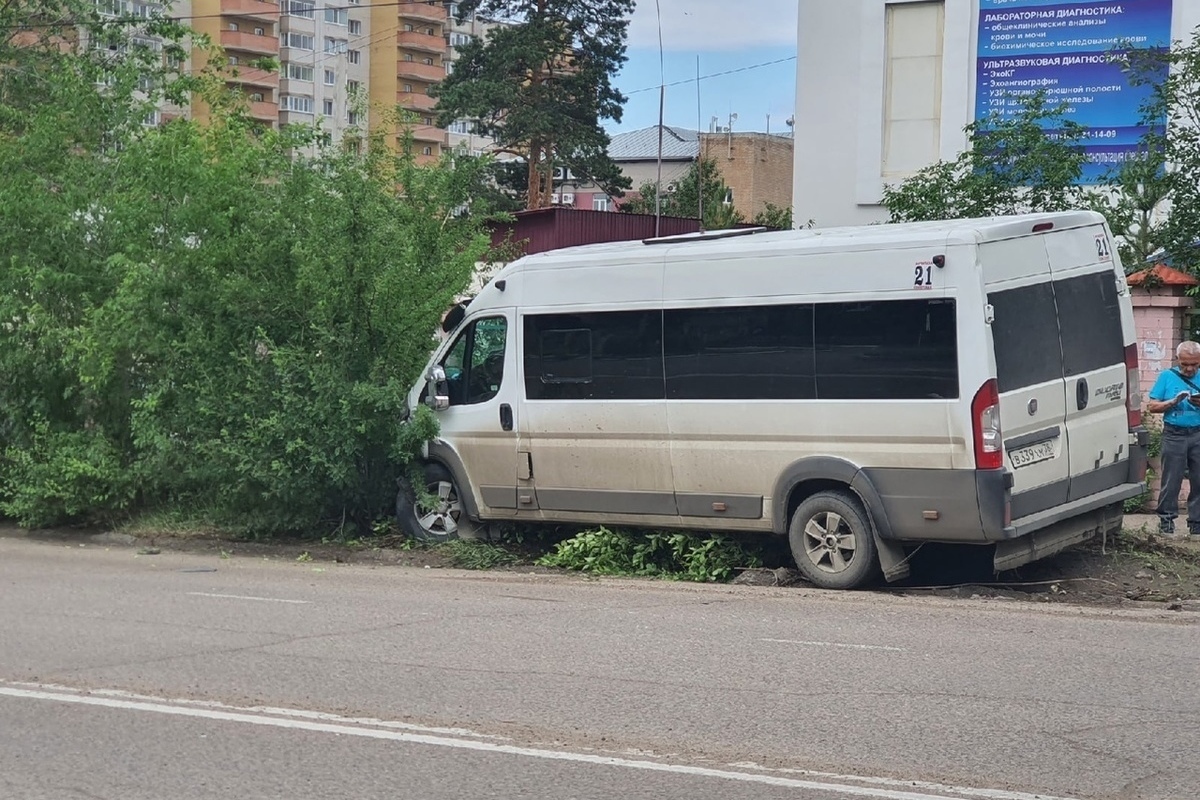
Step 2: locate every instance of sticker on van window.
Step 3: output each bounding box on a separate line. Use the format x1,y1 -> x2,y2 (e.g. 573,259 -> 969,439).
913,261 -> 934,289
1095,234 -> 1113,262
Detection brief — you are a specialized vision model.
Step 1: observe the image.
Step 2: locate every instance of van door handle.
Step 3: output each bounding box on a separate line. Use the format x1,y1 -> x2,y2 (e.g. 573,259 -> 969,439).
499,403 -> 513,431
1076,378 -> 1089,411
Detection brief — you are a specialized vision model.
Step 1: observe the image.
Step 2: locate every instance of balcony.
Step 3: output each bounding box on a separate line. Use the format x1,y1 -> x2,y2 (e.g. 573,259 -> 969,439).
396,29 -> 445,55
220,29 -> 279,57
249,99 -> 279,123
220,0 -> 278,21
397,60 -> 443,83
227,65 -> 279,89
402,124 -> 446,145
399,2 -> 446,25
396,90 -> 436,113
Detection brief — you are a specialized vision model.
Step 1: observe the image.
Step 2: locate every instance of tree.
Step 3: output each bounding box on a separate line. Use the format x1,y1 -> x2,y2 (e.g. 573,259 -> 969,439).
1122,28 -> 1200,272
431,0 -> 634,209
0,5 -> 497,534
621,157 -> 745,230
882,92 -> 1089,222
1087,137 -> 1171,270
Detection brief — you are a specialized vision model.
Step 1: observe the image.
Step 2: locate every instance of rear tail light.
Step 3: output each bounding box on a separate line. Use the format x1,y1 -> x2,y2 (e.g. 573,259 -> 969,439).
972,379 -> 1003,470
1125,343 -> 1142,428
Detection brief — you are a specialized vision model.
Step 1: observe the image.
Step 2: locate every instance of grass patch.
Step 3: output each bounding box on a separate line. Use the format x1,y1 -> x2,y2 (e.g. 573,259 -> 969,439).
535,526 -> 765,582
437,539 -> 522,570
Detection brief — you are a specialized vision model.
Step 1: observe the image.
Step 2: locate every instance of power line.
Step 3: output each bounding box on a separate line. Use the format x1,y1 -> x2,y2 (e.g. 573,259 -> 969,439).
622,55 -> 796,97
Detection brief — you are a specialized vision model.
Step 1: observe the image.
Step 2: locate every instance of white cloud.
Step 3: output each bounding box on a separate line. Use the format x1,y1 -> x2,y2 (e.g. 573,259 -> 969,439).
625,0 -> 798,51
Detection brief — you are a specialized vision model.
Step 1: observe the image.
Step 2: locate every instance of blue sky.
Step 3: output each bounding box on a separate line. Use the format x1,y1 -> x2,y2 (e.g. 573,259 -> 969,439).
608,0 -> 799,135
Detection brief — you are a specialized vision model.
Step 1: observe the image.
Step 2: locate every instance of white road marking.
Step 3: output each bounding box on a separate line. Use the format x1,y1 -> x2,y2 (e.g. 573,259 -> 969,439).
0,681 -> 1082,800
186,592 -> 311,605
761,638 -> 905,652
727,763 -> 1079,800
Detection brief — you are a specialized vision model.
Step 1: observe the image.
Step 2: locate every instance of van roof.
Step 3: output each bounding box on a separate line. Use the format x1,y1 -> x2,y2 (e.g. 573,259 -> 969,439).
509,210 -> 1104,267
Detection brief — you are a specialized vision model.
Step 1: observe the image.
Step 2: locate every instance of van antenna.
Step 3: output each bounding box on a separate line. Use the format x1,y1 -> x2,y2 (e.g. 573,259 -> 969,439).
696,54 -> 704,233
653,0 -> 665,238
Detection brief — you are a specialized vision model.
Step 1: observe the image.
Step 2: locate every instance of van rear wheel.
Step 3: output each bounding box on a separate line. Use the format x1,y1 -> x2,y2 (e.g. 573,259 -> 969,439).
396,463 -> 482,542
788,491 -> 880,590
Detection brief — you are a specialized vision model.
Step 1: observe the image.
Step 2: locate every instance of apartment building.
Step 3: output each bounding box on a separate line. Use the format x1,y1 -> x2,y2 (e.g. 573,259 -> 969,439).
191,0 -> 280,128
368,0 -> 447,164
191,0 -> 370,150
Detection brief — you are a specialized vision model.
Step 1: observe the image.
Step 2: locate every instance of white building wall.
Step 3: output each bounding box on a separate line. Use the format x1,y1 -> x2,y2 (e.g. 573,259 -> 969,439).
794,0 -> 1200,229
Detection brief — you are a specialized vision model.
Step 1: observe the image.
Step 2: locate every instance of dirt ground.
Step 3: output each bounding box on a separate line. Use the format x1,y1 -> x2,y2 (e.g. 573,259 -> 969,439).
6,514 -> 1200,611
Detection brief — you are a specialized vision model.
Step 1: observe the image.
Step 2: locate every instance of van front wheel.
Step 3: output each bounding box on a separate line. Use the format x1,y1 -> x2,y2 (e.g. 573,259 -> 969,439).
788,491 -> 880,589
396,463 -> 482,542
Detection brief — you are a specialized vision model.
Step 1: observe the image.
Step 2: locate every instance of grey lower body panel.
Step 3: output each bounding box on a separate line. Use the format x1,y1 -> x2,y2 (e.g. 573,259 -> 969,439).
861,467 -> 1000,543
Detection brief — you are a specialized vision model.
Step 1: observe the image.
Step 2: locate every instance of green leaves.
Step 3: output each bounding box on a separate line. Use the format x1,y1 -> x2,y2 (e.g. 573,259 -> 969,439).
536,526 -> 763,583
882,91 -> 1089,223
0,15 -> 492,535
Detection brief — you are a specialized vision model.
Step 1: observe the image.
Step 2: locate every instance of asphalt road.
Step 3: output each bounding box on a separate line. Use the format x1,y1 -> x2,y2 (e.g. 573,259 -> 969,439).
1,534 -> 1197,800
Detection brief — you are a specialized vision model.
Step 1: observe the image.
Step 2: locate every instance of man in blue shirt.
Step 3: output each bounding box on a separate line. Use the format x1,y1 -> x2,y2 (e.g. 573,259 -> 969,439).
1147,340 -> 1200,536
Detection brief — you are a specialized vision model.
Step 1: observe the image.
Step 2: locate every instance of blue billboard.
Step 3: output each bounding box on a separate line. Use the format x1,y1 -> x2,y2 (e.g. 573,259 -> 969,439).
975,0 -> 1174,182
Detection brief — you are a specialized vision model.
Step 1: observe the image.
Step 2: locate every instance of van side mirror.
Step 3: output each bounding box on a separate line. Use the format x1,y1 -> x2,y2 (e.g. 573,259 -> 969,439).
425,365 -> 450,411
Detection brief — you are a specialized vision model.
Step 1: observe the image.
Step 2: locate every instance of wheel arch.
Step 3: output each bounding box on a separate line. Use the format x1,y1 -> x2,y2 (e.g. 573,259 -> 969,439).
418,440 -> 482,521
771,457 -> 894,540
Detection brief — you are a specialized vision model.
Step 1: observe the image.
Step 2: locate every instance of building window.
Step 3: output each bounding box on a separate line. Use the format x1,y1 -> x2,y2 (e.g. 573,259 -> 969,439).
882,0 -> 945,178
324,69 -> 335,86
422,146 -> 433,156
403,23 -> 414,32
323,98 -> 334,116
324,38 -> 348,54
287,63 -> 314,82
286,0 -> 314,18
347,79 -> 360,95
348,110 -> 360,126
249,92 -> 264,102
422,116 -> 433,125
348,19 -> 361,35
403,53 -> 414,62
253,26 -> 264,35
422,57 -> 434,66
450,32 -> 472,47
228,21 -> 238,31
282,94 -> 314,114
286,32 -> 314,50
592,195 -> 610,212
324,7 -> 347,25
143,110 -> 161,127
402,83 -> 413,92
227,55 -> 239,66
348,49 -> 361,64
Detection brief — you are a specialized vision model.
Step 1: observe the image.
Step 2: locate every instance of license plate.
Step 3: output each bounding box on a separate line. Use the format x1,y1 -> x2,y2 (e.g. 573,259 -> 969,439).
1009,439 -> 1057,468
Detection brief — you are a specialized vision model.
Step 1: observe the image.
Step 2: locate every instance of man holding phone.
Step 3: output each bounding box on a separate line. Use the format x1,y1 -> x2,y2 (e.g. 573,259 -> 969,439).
1146,340 -> 1200,537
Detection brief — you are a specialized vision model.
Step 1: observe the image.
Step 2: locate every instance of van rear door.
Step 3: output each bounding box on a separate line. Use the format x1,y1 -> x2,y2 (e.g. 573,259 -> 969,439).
982,236 -> 1072,510
1043,226 -> 1132,506
981,222 -> 1133,521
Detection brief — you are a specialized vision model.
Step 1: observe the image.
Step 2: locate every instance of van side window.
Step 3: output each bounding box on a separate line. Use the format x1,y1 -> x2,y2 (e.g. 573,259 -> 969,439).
814,299 -> 958,400
524,311 -> 663,400
664,304 -> 815,399
440,316 -> 507,406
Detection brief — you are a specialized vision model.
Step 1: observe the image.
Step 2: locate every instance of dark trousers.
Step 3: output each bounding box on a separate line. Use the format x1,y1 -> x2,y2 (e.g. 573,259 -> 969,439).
1156,424 -> 1200,528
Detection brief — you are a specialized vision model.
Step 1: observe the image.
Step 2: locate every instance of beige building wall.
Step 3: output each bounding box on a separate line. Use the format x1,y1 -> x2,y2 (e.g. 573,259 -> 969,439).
700,132 -> 794,223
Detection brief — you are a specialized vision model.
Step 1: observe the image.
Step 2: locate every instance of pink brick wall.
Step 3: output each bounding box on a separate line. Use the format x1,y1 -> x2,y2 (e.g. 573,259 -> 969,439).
1132,292 -> 1191,512
1136,305 -> 1180,398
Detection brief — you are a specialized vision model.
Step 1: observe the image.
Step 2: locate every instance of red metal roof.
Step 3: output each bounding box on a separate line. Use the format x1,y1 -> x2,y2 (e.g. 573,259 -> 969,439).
486,207 -> 704,256
1127,264 -> 1198,287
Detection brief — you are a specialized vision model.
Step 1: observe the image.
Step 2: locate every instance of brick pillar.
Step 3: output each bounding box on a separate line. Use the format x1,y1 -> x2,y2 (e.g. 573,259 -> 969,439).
1132,281 -> 1196,511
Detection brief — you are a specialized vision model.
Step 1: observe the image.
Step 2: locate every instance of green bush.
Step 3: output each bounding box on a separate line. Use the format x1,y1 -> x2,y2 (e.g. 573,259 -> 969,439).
0,9 -> 498,535
536,526 -> 763,582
